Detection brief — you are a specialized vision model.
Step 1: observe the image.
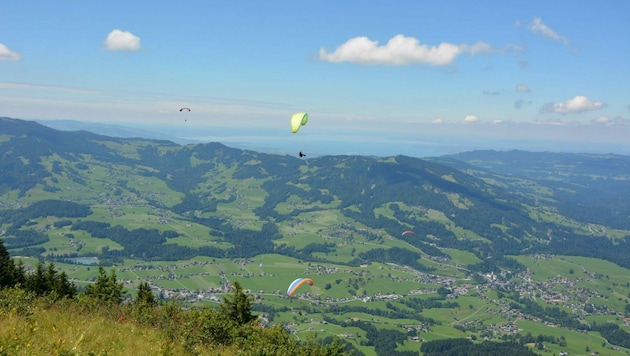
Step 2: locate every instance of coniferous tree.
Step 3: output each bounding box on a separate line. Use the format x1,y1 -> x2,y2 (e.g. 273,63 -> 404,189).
106,268 -> 124,304
135,281 -> 156,307
24,261 -> 77,299
25,261 -> 47,296
54,270 -> 77,299
13,260 -> 27,287
221,281 -> 257,325
45,262 -> 57,292
83,265 -> 124,305
0,239 -> 18,288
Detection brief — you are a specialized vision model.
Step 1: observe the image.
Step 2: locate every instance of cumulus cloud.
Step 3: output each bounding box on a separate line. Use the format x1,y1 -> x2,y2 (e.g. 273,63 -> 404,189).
532,120 -> 570,126
0,43 -> 21,61
103,29 -> 141,51
432,118 -> 443,124
318,34 -> 495,66
464,115 -> 479,123
529,17 -> 569,44
593,116 -> 627,126
516,84 -> 531,93
540,95 -> 606,114
594,116 -> 611,125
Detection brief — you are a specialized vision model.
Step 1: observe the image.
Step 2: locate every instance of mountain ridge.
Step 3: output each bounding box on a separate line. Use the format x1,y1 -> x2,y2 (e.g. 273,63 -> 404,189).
2,116 -> 629,268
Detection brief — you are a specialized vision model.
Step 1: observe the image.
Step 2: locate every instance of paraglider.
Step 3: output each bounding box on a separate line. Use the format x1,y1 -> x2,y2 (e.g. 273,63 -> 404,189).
180,107 -> 191,122
401,230 -> 415,237
287,277 -> 314,297
291,113 -> 308,157
290,112 -> 308,134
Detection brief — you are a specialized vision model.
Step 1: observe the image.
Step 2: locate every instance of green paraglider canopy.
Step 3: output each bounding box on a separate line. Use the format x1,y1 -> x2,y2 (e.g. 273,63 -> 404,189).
290,112 -> 308,133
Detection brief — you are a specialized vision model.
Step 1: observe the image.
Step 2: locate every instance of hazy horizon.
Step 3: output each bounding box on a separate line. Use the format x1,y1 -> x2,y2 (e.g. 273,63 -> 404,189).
35,118 -> 630,158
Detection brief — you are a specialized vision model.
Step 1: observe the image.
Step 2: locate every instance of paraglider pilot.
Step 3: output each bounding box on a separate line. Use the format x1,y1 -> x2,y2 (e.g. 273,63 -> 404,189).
299,151 -> 306,158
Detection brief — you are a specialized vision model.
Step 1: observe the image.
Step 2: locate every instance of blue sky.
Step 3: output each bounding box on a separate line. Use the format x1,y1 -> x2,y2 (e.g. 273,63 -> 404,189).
1,1 -> 629,157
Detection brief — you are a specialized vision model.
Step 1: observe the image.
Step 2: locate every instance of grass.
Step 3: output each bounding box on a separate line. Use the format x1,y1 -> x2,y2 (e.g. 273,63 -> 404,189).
514,319 -> 624,356
444,249 -> 481,265
0,302 -> 190,355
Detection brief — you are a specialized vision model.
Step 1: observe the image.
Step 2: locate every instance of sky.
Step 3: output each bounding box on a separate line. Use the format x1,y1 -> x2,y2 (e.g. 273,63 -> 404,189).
1,1 -> 629,157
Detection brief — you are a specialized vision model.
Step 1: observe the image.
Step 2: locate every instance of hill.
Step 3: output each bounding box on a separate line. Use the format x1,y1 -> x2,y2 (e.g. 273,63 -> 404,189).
2,116 -> 630,356
431,150 -> 630,230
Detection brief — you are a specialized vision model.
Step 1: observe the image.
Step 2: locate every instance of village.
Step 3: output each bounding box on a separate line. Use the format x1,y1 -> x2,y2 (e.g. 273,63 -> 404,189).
72,252 -> 625,341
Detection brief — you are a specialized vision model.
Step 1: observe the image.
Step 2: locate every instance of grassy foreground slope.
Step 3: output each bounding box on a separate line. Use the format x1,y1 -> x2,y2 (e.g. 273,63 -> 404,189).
1,300 -> 187,355
0,285 -> 350,356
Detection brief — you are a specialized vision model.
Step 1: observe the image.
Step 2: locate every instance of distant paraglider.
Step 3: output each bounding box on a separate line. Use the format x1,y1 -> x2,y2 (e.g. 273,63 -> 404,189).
291,113 -> 308,157
287,277 -> 314,297
180,107 -> 191,122
401,230 -> 415,237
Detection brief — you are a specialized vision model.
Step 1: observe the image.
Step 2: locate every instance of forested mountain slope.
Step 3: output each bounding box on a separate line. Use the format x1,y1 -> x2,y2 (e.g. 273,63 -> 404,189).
2,117 -> 629,268
430,150 -> 630,230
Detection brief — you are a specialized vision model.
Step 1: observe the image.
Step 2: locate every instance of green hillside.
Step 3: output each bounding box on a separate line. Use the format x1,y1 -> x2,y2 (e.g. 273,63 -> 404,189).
431,150 -> 630,230
2,117 -> 630,356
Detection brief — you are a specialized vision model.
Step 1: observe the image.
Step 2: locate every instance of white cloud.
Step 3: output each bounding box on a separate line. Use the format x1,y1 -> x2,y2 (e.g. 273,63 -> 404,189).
0,43 -> 21,61
461,41 -> 495,55
318,34 -> 495,66
594,116 -> 611,125
432,118 -> 443,124
464,115 -> 479,123
502,43 -> 525,54
593,116 -> 628,126
540,95 -> 606,114
516,84 -> 531,93
532,119 -> 570,126
0,81 -> 96,94
103,29 -> 141,51
529,17 -> 569,44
